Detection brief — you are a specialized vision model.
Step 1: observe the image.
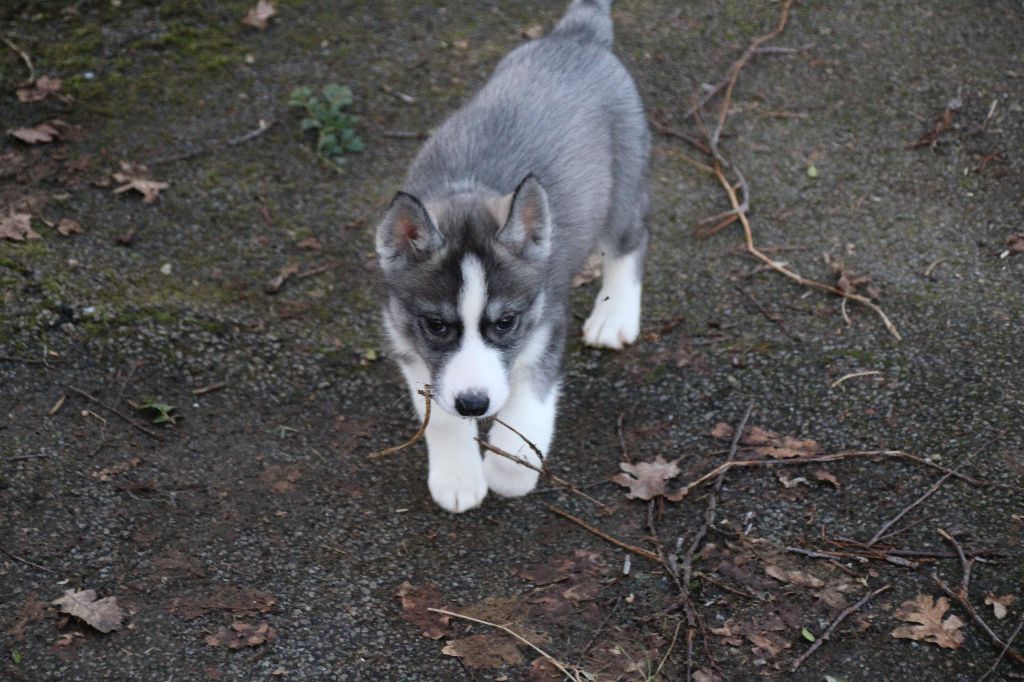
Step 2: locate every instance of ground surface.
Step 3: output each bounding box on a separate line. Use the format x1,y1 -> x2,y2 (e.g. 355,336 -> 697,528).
1,1 -> 1023,680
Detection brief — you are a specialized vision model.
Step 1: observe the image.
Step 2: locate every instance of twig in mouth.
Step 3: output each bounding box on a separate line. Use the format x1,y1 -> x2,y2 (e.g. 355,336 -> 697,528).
368,386 -> 431,459
790,584 -> 891,671
479,440 -> 604,507
429,607 -> 586,682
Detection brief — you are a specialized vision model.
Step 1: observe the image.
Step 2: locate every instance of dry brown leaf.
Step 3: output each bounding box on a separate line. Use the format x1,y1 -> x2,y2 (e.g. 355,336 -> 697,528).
297,236 -> 321,251
710,422 -> 821,459
611,455 -> 682,501
442,633 -> 525,668
396,581 -> 451,639
112,162 -> 168,203
813,469 -> 840,488
205,620 -> 277,649
242,0 -> 276,30
985,593 -> 1015,620
1006,234 -> 1024,254
169,586 -> 276,620
571,252 -> 602,287
265,262 -> 300,294
0,212 -> 40,241
57,217 -> 83,236
693,670 -> 724,682
764,564 -> 825,588
521,24 -> 544,40
16,76 -> 63,103
891,594 -> 965,649
92,456 -> 142,481
52,589 -> 125,633
9,122 -> 61,144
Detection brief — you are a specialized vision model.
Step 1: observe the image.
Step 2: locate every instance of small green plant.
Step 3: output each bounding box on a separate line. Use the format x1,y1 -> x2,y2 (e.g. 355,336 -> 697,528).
132,400 -> 179,425
289,84 -> 365,166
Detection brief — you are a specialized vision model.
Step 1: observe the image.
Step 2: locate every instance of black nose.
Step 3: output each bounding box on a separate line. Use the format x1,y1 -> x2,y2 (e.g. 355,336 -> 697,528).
454,392 -> 489,417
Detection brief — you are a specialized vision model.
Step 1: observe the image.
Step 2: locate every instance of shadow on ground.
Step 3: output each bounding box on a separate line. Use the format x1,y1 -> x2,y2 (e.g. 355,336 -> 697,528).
2,1 -> 1022,680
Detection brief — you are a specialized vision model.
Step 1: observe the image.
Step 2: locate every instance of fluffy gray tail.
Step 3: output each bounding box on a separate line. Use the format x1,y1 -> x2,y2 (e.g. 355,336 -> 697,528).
553,0 -> 614,48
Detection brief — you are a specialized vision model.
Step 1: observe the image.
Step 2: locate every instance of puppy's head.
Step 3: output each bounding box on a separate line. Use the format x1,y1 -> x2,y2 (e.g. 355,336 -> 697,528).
376,175 -> 552,418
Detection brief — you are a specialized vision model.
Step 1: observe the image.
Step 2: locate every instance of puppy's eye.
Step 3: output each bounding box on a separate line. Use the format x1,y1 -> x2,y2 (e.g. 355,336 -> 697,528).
424,317 -> 449,336
493,314 -> 517,334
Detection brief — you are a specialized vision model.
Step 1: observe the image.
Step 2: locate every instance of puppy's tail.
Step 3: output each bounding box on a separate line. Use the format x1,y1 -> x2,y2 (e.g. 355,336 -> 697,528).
553,0 -> 615,49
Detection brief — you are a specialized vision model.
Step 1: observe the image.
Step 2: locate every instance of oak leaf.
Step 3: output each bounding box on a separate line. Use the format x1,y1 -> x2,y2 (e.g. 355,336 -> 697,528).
442,633 -> 524,668
710,422 -> 821,459
985,593 -> 1015,620
890,594 -> 965,649
16,76 -> 63,103
51,589 -> 125,633
0,212 -> 40,241
611,456 -> 683,501
204,620 -> 276,648
9,122 -> 60,144
112,162 -> 168,204
396,581 -> 451,639
242,0 -> 276,31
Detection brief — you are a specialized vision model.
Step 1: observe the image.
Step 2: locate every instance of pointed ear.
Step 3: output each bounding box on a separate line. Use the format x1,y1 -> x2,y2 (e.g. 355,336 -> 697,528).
375,192 -> 444,271
496,174 -> 552,261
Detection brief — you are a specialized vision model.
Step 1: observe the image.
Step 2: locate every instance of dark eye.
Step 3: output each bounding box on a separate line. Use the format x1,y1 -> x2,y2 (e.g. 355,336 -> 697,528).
493,314 -> 517,334
424,317 -> 448,336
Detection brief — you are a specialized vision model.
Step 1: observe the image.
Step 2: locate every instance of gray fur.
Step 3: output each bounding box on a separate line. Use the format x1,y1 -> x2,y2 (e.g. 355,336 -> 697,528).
378,0 -> 649,400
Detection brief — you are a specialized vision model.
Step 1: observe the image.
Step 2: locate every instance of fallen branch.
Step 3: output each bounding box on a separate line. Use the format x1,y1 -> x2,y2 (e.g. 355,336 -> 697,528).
546,505 -> 661,562
934,529 -> 1024,666
147,119 -> 276,166
1,547 -> 57,575
2,35 -> 36,84
979,617 -> 1024,681
790,584 -> 891,671
430,607 -> 587,682
865,469 -> 959,546
368,387 -> 431,459
65,385 -> 163,441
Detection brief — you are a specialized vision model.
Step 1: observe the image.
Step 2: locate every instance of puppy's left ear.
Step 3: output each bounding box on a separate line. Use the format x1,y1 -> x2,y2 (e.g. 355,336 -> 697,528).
496,174 -> 552,261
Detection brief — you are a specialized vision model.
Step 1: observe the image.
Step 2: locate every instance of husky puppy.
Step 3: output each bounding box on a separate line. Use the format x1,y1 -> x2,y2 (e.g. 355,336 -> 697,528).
376,0 -> 650,512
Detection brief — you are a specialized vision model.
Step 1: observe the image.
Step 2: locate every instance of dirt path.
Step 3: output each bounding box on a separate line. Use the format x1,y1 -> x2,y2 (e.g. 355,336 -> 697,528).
2,1 -> 1022,680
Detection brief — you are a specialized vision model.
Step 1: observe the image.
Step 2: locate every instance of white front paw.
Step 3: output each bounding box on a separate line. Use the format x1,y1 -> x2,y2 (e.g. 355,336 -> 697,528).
583,293 -> 640,349
428,467 -> 487,513
483,450 -> 541,498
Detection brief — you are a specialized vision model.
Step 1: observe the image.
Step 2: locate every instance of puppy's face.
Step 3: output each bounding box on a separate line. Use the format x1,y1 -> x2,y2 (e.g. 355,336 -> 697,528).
377,176 -> 552,418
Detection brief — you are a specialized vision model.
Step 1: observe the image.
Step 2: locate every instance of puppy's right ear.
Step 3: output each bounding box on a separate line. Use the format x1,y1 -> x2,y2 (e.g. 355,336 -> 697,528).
375,192 -> 444,272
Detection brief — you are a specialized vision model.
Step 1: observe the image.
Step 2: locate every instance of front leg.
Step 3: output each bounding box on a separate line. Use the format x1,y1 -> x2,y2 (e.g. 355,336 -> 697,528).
400,362 -> 486,513
483,382 -> 559,498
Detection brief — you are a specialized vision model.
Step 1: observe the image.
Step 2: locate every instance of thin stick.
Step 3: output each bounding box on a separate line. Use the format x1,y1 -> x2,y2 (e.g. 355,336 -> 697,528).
616,412 -> 632,464
65,386 -> 163,441
2,36 -> 36,84
652,620 -> 683,680
479,440 -> 604,507
368,387 -> 431,459
938,528 -> 975,597
829,370 -> 882,389
714,164 -> 902,340
683,404 -> 753,586
191,382 -> 226,396
978,617 -> 1024,681
147,119 -> 276,165
866,469 -> 958,546
4,453 -> 53,462
491,416 -> 545,462
1,547 -> 57,575
934,578 -> 1024,665
672,449 -> 1015,500
790,585 -> 891,671
0,354 -> 51,366
429,607 -> 584,682
546,505 -> 661,562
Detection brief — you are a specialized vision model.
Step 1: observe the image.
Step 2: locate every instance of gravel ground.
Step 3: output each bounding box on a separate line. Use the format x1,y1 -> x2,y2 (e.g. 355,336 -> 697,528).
2,1 -> 1022,680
